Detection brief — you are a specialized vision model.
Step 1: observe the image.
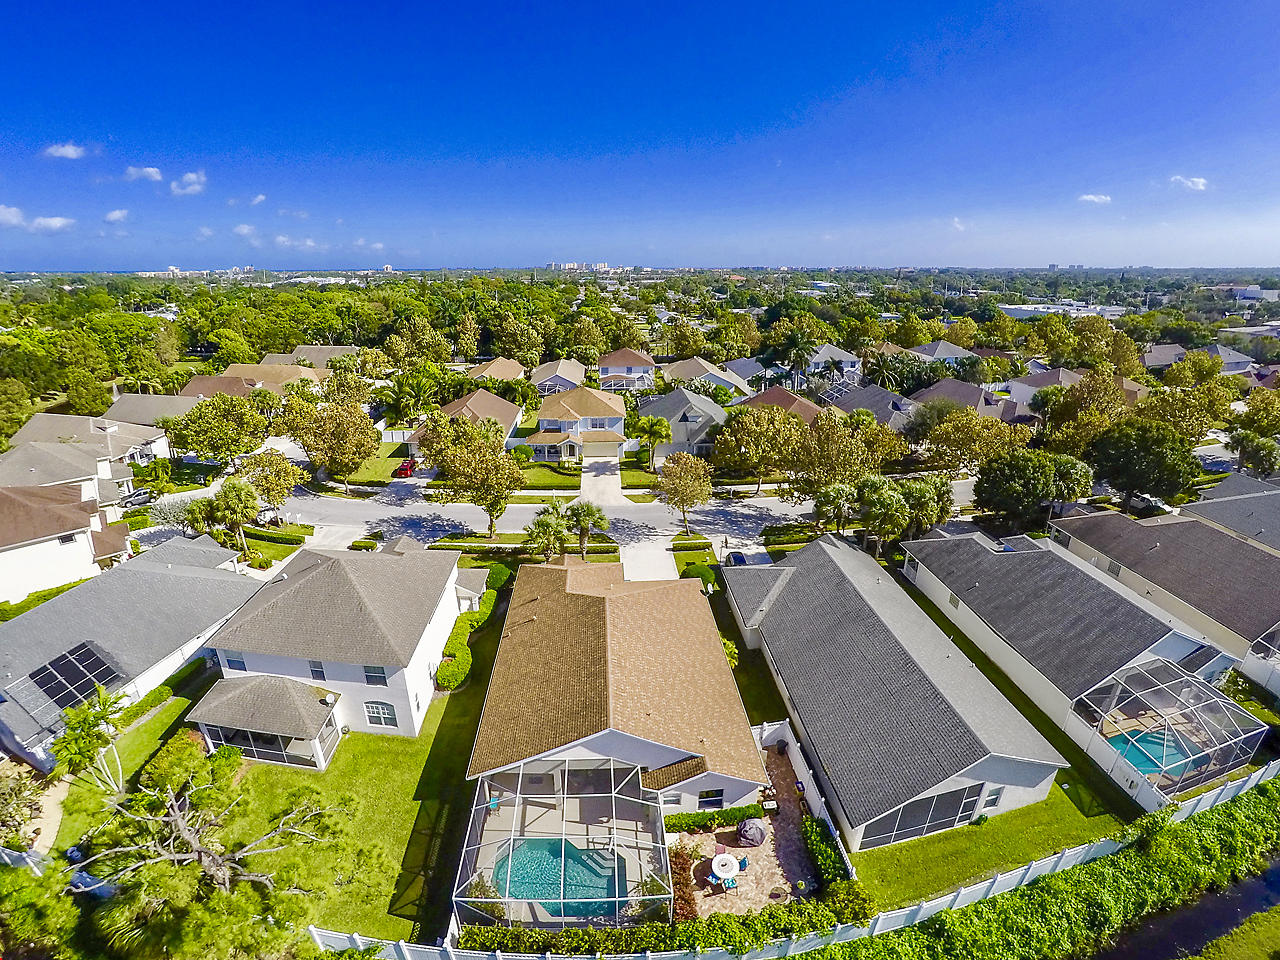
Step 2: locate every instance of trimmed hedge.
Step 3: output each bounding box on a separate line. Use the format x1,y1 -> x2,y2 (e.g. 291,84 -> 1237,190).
664,803 -> 766,834
802,814 -> 850,884
115,684 -> 171,729
436,589 -> 497,690
348,539 -> 377,551
242,525 -> 305,545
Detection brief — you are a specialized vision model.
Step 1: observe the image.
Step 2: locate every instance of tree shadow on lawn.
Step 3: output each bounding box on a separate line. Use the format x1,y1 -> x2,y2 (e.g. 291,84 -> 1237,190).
371,512 -> 470,543
388,595 -> 506,943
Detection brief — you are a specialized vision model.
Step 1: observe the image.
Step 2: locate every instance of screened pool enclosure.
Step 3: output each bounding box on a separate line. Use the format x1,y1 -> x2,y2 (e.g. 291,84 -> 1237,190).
454,759 -> 671,927
1073,658 -> 1267,797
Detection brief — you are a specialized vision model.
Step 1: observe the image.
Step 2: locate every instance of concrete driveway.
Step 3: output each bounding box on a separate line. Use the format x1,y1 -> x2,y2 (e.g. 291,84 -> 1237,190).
620,541 -> 678,580
577,456 -> 630,506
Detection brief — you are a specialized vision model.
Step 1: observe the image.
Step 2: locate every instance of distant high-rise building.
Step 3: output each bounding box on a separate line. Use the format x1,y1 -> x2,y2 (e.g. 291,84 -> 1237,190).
545,262 -> 560,270
382,264 -> 394,272
1047,263 -> 1058,271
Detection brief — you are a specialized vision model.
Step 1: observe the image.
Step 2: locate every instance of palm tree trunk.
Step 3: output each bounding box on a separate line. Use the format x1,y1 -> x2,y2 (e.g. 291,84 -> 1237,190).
580,530 -> 588,560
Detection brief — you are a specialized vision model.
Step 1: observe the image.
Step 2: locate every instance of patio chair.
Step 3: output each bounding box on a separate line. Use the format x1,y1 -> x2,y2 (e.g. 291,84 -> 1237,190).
738,856 -> 749,872
715,843 -> 727,855
725,877 -> 738,894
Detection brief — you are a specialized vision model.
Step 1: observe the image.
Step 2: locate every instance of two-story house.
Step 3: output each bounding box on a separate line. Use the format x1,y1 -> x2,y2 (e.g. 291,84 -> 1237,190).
193,540 -> 486,770
526,386 -> 626,460
11,413 -> 170,465
0,485 -> 128,603
597,347 -> 656,392
0,441 -> 132,520
529,358 -> 586,395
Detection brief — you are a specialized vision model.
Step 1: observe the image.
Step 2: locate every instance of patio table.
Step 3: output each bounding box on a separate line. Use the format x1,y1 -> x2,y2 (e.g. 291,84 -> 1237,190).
711,853 -> 740,881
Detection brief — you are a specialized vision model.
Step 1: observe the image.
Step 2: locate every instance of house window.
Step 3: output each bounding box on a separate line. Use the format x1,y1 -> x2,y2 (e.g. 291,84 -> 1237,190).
309,660 -> 325,681
589,418 -> 609,430
1106,559 -> 1122,577
225,652 -> 246,672
661,793 -> 680,806
697,789 -> 725,810
905,556 -> 919,573
984,787 -> 1004,809
364,665 -> 388,686
948,592 -> 959,609
860,783 -> 984,849
365,701 -> 397,727
58,533 -> 77,545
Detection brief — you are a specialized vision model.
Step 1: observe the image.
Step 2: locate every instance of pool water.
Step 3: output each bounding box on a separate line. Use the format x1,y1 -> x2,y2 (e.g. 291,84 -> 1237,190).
493,838 -> 624,918
1108,729 -> 1208,778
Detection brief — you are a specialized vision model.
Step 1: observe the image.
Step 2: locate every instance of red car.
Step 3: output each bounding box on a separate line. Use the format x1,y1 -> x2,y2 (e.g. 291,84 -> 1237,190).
392,458 -> 418,479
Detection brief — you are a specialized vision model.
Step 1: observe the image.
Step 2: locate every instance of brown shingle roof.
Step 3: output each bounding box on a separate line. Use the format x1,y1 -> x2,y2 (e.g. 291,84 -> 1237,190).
189,675 -> 336,740
218,363 -> 329,395
438,389 -> 522,432
468,558 -> 765,787
530,358 -> 586,386
740,386 -> 824,425
599,347 -> 654,367
179,375 -> 258,399
537,386 -> 626,420
0,485 -> 94,549
468,358 -> 526,381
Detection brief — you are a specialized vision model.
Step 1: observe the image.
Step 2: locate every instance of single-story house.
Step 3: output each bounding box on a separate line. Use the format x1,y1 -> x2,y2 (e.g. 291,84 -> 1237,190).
821,382 -> 917,431
179,374 -> 259,399
1141,343 -> 1255,376
529,358 -> 586,395
258,344 -> 358,369
197,539 -> 484,771
527,386 -> 626,460
723,356 -> 767,387
723,537 -> 1065,853
1074,370 -> 1150,406
902,533 -> 1263,805
1050,511 -> 1280,695
104,393 -> 201,428
738,385 -> 824,425
1004,368 -> 1082,406
0,535 -> 260,771
468,357 -> 526,381
11,413 -> 170,464
0,441 -> 131,518
218,363 -> 330,396
636,388 -> 726,465
0,485 -> 127,603
909,379 -> 1035,424
598,347 -> 656,392
906,341 -> 979,367
455,556 -> 766,927
973,348 -> 1049,376
432,389 -> 522,444
1182,475 -> 1280,557
661,356 -> 752,395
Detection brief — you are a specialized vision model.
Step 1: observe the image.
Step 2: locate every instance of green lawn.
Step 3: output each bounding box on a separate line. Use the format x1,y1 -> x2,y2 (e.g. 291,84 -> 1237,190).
345,442 -> 411,485
0,579 -> 88,622
512,409 -> 539,439
519,462 -> 581,489
244,535 -> 301,564
621,453 -> 661,489
673,548 -> 715,575
896,573 -> 1143,825
709,592 -> 788,725
849,772 -> 1121,909
1192,903 -> 1280,960
626,493 -> 657,503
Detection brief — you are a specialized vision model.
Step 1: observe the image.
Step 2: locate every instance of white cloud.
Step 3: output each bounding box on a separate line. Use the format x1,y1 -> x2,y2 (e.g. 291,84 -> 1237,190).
170,170 -> 207,196
951,216 -> 966,232
125,165 -> 162,182
275,234 -> 325,251
251,193 -> 266,205
1170,175 -> 1208,191
354,237 -> 366,246
277,207 -> 308,219
104,208 -> 128,223
1078,193 -> 1111,204
232,223 -> 262,247
44,142 -> 86,159
370,241 -> 384,251
29,216 -> 75,232
0,205 -> 24,228
226,197 -> 238,206
197,225 -> 214,239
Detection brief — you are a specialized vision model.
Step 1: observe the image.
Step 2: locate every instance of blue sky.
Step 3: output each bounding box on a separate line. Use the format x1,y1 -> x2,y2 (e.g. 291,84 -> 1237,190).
3,0 -> 1279,270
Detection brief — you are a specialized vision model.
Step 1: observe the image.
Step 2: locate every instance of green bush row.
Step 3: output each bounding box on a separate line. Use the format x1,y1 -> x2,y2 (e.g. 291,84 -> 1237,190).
664,803 -> 765,834
123,506 -> 150,518
802,814 -> 850,884
348,539 -> 377,551
139,729 -> 241,796
436,589 -> 497,690
243,525 -> 306,544
115,685 -> 171,729
123,514 -> 154,531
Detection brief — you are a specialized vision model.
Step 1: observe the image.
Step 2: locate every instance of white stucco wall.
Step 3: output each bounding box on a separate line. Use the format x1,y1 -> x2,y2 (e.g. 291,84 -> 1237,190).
0,533 -> 103,603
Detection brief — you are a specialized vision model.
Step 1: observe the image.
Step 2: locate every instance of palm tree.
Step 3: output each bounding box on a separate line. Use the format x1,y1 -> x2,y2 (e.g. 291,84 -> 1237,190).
853,475 -> 890,546
862,353 -> 901,392
632,416 -> 673,471
184,497 -> 218,537
523,513 -> 570,562
374,372 -> 436,427
772,328 -> 819,390
813,483 -> 857,534
213,479 -> 260,553
52,686 -> 127,794
565,501 -> 610,559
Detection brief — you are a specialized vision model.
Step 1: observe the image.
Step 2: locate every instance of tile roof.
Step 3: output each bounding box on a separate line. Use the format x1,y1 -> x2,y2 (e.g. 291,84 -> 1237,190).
1052,512 -> 1280,642
104,394 -> 201,427
724,537 -> 1062,828
537,386 -> 626,420
739,386 -> 824,425
209,547 -> 462,667
529,358 -> 586,385
903,534 -> 1179,698
468,357 -> 526,381
189,675 -> 336,740
1182,482 -> 1280,553
0,485 -> 95,549
599,347 -> 655,367
468,557 -> 765,787
438,389 -> 522,432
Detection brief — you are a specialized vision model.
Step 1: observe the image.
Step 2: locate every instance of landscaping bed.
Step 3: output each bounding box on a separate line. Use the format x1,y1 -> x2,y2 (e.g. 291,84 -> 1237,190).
709,592 -> 788,724
0,579 -> 89,623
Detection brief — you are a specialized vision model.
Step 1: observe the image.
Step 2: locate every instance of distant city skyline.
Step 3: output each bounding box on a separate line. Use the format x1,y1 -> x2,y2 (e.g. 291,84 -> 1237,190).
3,0 -> 1280,271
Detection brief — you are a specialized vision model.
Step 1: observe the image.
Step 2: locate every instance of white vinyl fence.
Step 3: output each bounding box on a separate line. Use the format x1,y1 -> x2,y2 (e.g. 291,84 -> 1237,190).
308,757 -> 1280,960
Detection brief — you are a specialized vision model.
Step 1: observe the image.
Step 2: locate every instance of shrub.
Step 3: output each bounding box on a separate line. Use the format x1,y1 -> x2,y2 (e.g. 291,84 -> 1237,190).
668,843 -> 698,922
802,814 -> 850,884
663,803 -> 765,834
681,562 -> 716,591
485,562 -> 515,591
436,590 -> 497,690
139,730 -> 207,792
348,539 -> 377,551
124,513 -> 154,531
163,658 -> 207,691
824,878 -> 875,925
207,745 -> 242,788
242,525 -> 305,544
115,685 -> 171,729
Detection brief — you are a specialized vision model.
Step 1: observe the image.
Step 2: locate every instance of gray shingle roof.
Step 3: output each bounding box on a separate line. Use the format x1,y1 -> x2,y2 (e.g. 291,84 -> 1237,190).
724,357 -> 765,381
1052,512 -> 1280,642
0,536 -> 260,748
189,675 -> 335,739
1197,473 -> 1280,502
104,394 -> 200,426
724,537 -> 1062,829
826,383 -> 917,430
209,547 -> 461,667
909,341 -> 978,361
908,379 -> 1033,423
637,388 -> 726,444
902,535 -> 1176,698
10,414 -> 163,460
0,442 -> 101,487
1183,484 -> 1280,553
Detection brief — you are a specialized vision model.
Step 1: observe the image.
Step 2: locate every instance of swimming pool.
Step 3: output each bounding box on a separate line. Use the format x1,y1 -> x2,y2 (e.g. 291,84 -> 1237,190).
1108,729 -> 1208,778
492,838 -> 624,918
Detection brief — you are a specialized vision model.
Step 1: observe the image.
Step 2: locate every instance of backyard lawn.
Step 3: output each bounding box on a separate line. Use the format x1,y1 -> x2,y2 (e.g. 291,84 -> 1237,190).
709,592 -> 788,725
345,442 -> 411,485
848,771 -> 1121,909
1192,903 -> 1280,960
0,579 -> 88,623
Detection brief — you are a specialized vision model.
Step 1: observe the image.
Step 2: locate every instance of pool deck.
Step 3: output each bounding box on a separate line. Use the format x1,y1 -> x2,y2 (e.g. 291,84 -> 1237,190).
674,749 -> 818,917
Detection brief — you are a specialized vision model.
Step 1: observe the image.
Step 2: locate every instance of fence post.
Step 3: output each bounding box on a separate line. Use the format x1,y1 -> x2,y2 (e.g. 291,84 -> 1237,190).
396,940 -> 413,960
443,942 -> 456,960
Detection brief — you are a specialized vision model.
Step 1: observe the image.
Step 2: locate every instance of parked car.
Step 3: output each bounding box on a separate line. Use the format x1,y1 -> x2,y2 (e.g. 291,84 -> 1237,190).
392,458 -> 418,479
724,551 -> 747,567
